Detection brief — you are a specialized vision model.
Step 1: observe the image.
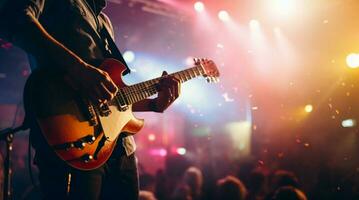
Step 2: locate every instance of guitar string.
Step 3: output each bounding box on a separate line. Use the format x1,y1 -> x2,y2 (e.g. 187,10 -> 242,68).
117,66 -> 204,105
122,67 -> 201,104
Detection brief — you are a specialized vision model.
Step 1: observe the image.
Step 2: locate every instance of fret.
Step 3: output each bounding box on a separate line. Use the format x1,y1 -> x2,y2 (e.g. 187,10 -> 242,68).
134,84 -> 141,102
182,71 -> 189,81
181,73 -> 186,82
129,87 -> 136,104
113,65 -> 206,107
143,81 -> 152,97
126,88 -> 134,104
192,67 -> 198,76
130,87 -> 136,103
185,69 -> 191,79
138,83 -> 147,100
176,73 -> 185,83
127,87 -> 134,103
196,66 -> 204,75
184,70 -> 191,80
193,67 -> 200,76
138,82 -> 146,98
143,81 -> 151,98
124,89 -> 130,104
188,69 -> 195,79
117,89 -> 127,106
146,86 -> 154,97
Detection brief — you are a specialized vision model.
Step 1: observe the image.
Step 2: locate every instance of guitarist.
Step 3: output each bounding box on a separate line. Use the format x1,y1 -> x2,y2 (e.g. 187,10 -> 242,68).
0,0 -> 181,199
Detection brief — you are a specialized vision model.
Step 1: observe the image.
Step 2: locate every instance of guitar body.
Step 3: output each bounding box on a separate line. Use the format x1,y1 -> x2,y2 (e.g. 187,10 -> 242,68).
23,57 -> 220,170
24,59 -> 144,170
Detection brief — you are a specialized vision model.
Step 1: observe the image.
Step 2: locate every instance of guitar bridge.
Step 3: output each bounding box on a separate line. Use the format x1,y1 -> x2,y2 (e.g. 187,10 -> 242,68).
119,104 -> 129,111
76,97 -> 99,126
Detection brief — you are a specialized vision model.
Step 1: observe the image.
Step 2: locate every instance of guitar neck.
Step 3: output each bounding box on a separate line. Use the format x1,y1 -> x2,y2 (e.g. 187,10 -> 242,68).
118,65 -> 204,105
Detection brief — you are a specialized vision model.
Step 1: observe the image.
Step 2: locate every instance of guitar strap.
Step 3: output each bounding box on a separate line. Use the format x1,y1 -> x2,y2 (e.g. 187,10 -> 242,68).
99,24 -> 131,75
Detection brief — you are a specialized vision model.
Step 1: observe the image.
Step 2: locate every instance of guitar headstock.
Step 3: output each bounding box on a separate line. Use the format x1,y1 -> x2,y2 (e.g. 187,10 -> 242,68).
194,58 -> 220,83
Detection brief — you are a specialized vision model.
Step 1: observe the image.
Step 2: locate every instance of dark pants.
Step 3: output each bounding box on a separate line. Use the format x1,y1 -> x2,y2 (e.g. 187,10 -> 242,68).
34,141 -> 139,200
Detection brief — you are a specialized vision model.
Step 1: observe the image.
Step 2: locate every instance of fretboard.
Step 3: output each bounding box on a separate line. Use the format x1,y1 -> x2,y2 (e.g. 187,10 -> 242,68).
117,65 -> 204,105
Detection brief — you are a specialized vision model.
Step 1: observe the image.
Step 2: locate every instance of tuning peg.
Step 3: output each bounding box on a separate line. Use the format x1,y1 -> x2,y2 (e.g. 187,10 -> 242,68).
206,77 -> 211,83
193,58 -> 200,65
215,78 -> 220,83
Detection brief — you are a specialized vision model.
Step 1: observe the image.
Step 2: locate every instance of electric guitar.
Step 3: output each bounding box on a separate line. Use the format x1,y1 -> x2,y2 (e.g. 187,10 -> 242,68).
24,58 -> 220,170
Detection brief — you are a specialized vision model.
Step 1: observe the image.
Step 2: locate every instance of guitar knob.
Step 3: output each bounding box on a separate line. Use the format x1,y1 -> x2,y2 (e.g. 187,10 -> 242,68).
79,142 -> 86,149
74,141 -> 86,150
65,143 -> 75,151
89,136 -> 96,144
84,135 -> 96,144
82,154 -> 94,163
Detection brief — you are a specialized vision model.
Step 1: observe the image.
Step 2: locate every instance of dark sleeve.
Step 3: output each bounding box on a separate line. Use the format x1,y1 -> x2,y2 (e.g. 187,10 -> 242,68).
0,0 -> 47,42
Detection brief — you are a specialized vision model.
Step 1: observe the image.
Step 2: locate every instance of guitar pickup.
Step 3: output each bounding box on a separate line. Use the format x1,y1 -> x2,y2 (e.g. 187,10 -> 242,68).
99,104 -> 112,116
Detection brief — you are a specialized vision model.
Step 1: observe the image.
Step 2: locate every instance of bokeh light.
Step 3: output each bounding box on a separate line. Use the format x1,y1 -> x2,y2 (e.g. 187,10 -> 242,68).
346,53 -> 359,68
271,0 -> 296,16
304,104 -> 313,113
218,10 -> 230,22
342,119 -> 356,128
148,134 -> 156,141
123,50 -> 136,63
249,19 -> 260,29
176,147 -> 187,155
194,1 -> 205,12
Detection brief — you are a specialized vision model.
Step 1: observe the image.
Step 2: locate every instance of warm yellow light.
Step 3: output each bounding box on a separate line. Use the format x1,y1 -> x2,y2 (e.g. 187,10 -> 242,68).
346,53 -> 359,68
272,0 -> 296,15
304,104 -> 313,113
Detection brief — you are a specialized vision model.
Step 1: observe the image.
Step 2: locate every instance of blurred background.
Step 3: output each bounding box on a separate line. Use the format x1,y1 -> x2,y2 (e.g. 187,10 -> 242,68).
0,0 -> 359,199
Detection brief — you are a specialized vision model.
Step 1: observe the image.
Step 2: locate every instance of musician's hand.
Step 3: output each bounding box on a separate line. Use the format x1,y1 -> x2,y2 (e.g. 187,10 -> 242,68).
65,60 -> 118,103
152,71 -> 181,112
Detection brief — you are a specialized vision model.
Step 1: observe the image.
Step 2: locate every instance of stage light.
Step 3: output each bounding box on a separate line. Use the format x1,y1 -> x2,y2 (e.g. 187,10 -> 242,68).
346,53 -> 359,68
249,19 -> 260,29
176,147 -> 186,155
185,56 -> 194,65
304,104 -> 313,113
150,148 -> 167,157
272,0 -> 296,16
148,134 -> 156,141
225,121 -> 252,155
342,119 -> 356,128
274,27 -> 281,34
194,1 -> 205,12
218,10 -> 230,22
123,50 -> 135,63
159,149 -> 167,157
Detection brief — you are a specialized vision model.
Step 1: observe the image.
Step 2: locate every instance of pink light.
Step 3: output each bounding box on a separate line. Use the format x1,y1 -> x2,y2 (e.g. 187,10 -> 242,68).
148,134 -> 156,141
159,149 -> 168,157
149,148 -> 168,157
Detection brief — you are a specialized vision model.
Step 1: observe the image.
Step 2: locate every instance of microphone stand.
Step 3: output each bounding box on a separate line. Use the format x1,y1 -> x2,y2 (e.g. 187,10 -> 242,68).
0,125 -> 28,200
